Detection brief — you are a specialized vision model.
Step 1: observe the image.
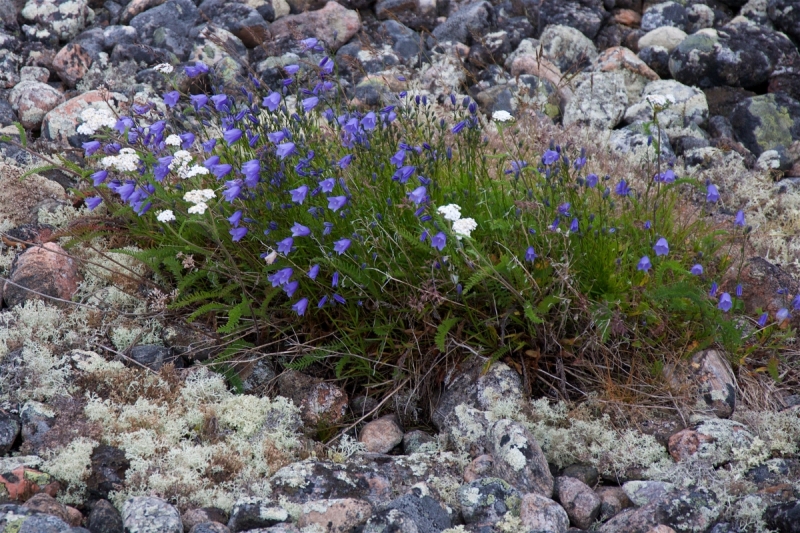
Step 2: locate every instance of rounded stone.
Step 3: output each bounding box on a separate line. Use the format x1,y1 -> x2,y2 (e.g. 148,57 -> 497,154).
3,242 -> 80,309
359,415 -> 404,454
8,80 -> 64,130
520,492 -> 570,533
122,496 -> 182,533
638,26 -> 687,52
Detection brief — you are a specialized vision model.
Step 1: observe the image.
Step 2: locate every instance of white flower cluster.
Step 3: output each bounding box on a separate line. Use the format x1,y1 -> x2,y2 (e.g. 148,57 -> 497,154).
100,148 -> 140,172
184,189 -> 215,215
452,217 -> 478,239
645,94 -> 676,108
165,134 -> 182,146
153,63 -> 174,74
437,204 -> 477,239
492,110 -> 514,122
437,204 -> 462,222
76,107 -> 116,135
156,210 -> 176,223
169,150 -> 209,179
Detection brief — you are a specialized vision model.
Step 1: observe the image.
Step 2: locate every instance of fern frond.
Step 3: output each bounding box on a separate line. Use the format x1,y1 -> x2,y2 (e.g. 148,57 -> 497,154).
435,317 -> 461,352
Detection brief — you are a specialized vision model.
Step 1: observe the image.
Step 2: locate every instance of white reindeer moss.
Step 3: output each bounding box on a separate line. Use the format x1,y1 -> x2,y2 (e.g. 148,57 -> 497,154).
41,437 -> 97,505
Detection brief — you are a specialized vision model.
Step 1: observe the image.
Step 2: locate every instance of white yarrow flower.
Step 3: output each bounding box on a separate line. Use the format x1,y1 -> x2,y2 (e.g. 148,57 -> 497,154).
452,217 -> 477,239
156,210 -> 176,222
153,63 -> 174,73
437,204 -> 462,222
100,147 -> 140,172
165,134 -> 182,146
76,107 -> 117,135
187,202 -> 209,215
492,110 -> 514,122
183,189 -> 216,204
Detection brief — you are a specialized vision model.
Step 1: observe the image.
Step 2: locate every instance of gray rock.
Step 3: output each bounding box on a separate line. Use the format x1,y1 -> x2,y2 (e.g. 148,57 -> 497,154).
458,477 -> 522,526
562,71 -> 628,130
431,1 -> 495,46
121,497 -> 182,533
197,0 -> 269,48
539,24 -> 597,74
376,20 -> 421,65
0,511 -> 74,533
0,50 -> 20,89
638,26 -> 687,52
729,93 -> 800,157
489,419 -> 554,498
102,25 -> 137,49
595,486 -> 633,521
129,0 -> 200,60
686,3 -> 716,33
642,2 -> 687,32
622,480 -> 675,507
560,465 -> 598,488
637,46 -> 670,79
20,400 -> 55,451
555,476 -> 601,530
520,493 -> 570,533
537,0 -> 606,40
227,498 -> 289,532
189,523 -> 230,533
127,345 -> 174,371
707,115 -> 735,140
0,97 -> 15,127
7,80 -> 64,130
0,413 -> 19,455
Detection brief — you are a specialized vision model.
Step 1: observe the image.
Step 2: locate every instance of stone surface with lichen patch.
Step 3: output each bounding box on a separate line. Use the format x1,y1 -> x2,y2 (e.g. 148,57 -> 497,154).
20,0 -> 94,41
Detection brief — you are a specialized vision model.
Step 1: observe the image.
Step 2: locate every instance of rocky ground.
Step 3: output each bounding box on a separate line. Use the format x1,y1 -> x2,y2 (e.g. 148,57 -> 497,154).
2,0 -> 800,531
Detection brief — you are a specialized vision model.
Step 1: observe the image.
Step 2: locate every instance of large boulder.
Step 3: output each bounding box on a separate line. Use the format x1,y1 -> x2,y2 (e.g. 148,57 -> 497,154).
729,93 -> 800,156
129,0 -> 201,59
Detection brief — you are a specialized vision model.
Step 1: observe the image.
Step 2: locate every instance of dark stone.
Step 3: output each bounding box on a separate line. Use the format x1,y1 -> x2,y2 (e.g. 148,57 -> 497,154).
0,97 -> 17,127
768,0 -> 800,45
86,446 -> 129,503
110,43 -> 169,65
126,345 -> 180,371
458,477 -> 521,526
638,45 -> 671,79
102,25 -> 137,49
19,401 -> 55,451
537,0 -> 607,40
129,0 -> 200,60
227,498 -> 289,532
669,23 -> 800,90
707,115 -> 735,139
0,413 -> 20,455
375,0 -> 437,31
402,430 -> 434,454
430,1 -> 496,46
376,20 -> 421,65
197,0 -> 269,48
764,500 -> 800,533
87,499 -> 123,533
704,86 -> 756,117
561,464 -> 599,488
673,135 -> 711,156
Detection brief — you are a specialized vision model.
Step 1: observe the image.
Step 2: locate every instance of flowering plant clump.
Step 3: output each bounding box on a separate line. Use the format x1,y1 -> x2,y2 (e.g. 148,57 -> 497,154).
69,39 -> 781,397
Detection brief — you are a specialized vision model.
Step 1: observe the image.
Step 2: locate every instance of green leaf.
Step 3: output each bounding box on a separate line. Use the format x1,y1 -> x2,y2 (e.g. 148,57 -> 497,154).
435,316 -> 461,352
14,122 -> 27,148
217,298 -> 249,334
523,301 -> 544,325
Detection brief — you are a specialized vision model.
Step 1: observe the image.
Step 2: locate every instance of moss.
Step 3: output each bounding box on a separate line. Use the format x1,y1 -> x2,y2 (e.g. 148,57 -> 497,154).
40,437 -> 97,505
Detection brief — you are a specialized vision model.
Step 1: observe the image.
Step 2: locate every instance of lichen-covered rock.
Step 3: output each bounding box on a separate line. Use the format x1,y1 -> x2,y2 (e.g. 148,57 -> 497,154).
8,80 -> 64,130
538,24 -> 597,74
622,481 -> 676,507
52,42 -> 91,87
562,71 -> 628,130
0,49 -> 21,89
359,415 -> 403,454
463,454 -> 494,483
129,0 -> 200,59
277,370 -> 348,427
520,492 -> 570,533
668,23 -> 799,89
537,0 -> 606,40
0,507 -> 73,533
607,120 -> 675,161
729,92 -> 800,157
590,46 -> 659,104
3,242 -> 80,309
458,477 -> 521,527
623,79 -> 708,133
227,497 -> 289,532
431,1 -> 495,46
358,488 -> 451,533
432,360 -> 522,431
595,485 -> 633,521
190,523 -> 230,533
297,498 -> 372,531
189,25 -> 247,85
20,0 -> 94,41
489,419 -> 554,498
22,493 -> 74,525
690,349 -> 737,418
641,2 -> 687,32
668,428 -> 716,462
122,497 -> 182,533
638,46 -> 671,79
267,1 -> 360,53
403,430 -> 434,454
764,499 -> 800,533
554,476 -> 601,529
182,507 -> 229,532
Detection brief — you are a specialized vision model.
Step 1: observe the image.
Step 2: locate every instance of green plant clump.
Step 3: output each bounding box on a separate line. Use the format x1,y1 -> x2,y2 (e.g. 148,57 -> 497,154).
56,39 -> 787,399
